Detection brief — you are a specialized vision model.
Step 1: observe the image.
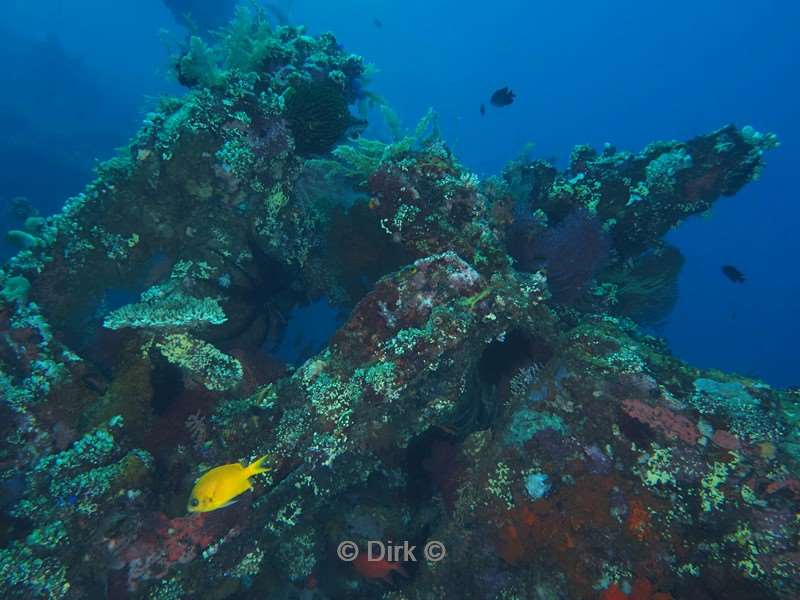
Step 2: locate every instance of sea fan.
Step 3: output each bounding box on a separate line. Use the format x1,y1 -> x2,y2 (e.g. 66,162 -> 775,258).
505,199 -> 546,272
603,245 -> 684,326
538,209 -> 610,304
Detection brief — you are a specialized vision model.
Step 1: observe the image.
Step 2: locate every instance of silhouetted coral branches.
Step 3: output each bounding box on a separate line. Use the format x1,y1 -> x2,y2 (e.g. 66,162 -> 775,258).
185,411 -> 208,447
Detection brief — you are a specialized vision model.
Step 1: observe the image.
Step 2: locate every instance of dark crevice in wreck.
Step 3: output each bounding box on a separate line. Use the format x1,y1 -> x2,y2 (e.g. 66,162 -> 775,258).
46,251 -> 171,356
406,330 -> 556,511
405,426 -> 459,506
148,359 -> 184,417
477,329 -> 553,386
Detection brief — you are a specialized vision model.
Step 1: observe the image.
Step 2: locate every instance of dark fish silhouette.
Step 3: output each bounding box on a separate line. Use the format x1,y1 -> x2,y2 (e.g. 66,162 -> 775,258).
722,265 -> 746,283
480,103 -> 486,116
373,18 -> 383,28
490,87 -> 515,107
9,196 -> 36,221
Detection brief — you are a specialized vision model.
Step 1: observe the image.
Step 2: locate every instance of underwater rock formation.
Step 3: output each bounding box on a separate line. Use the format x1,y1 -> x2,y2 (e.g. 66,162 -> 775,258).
0,6 -> 795,600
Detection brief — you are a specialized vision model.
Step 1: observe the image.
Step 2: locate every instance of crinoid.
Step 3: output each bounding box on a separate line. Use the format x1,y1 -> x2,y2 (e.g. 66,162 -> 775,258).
285,79 -> 358,156
207,235 -> 293,349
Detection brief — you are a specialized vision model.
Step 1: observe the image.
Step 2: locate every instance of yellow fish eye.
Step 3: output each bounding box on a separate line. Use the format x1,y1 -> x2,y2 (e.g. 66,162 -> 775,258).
190,498 -> 200,507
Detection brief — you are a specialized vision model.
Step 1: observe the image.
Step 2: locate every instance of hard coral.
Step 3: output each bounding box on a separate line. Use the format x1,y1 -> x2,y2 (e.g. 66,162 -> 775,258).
155,333 -> 243,392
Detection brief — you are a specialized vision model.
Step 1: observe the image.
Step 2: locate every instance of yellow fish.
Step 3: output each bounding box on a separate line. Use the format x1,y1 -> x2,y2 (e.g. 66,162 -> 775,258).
187,455 -> 271,513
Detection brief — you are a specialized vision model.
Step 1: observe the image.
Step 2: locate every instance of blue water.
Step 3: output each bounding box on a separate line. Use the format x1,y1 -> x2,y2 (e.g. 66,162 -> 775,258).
1,0 -> 797,386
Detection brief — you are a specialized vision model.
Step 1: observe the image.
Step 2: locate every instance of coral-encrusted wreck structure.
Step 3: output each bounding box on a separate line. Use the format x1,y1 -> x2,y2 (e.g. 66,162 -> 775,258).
1,7 -> 796,600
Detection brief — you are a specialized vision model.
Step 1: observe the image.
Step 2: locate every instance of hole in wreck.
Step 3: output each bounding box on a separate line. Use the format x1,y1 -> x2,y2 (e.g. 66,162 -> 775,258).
149,358 -> 185,416
405,426 -> 462,506
262,296 -> 347,365
424,328 -> 558,440
59,251 -> 172,369
617,410 -> 655,446
477,329 -> 552,386
403,332 -> 555,510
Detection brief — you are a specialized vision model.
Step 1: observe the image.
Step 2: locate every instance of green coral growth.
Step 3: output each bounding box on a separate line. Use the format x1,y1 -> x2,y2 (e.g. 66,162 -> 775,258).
5,229 -> 41,250
700,453 -> 741,512
13,417 -> 153,521
1,417 -> 153,599
147,578 -> 185,600
0,541 -> 70,599
640,445 -> 677,487
779,389 -> 800,462
26,521 -> 69,550
305,107 -> 441,188
691,378 -> 780,442
228,548 -> 265,579
175,35 -> 224,89
645,147 -> 693,194
506,408 -> 566,445
740,125 -> 780,152
1,302 -> 69,411
156,333 -> 243,391
0,275 -> 31,304
104,288 -> 226,331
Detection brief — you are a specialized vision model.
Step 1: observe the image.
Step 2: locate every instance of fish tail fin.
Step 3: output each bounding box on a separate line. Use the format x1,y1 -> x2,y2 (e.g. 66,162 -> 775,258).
247,454 -> 272,476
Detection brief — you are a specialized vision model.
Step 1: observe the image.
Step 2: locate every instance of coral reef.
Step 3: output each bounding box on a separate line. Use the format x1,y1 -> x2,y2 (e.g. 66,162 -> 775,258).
0,6 -> 795,600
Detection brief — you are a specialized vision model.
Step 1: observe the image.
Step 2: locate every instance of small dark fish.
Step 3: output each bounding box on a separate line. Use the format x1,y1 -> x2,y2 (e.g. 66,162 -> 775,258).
722,265 -> 746,283
480,103 -> 486,116
373,18 -> 383,28
490,86 -> 515,107
9,196 -> 36,221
